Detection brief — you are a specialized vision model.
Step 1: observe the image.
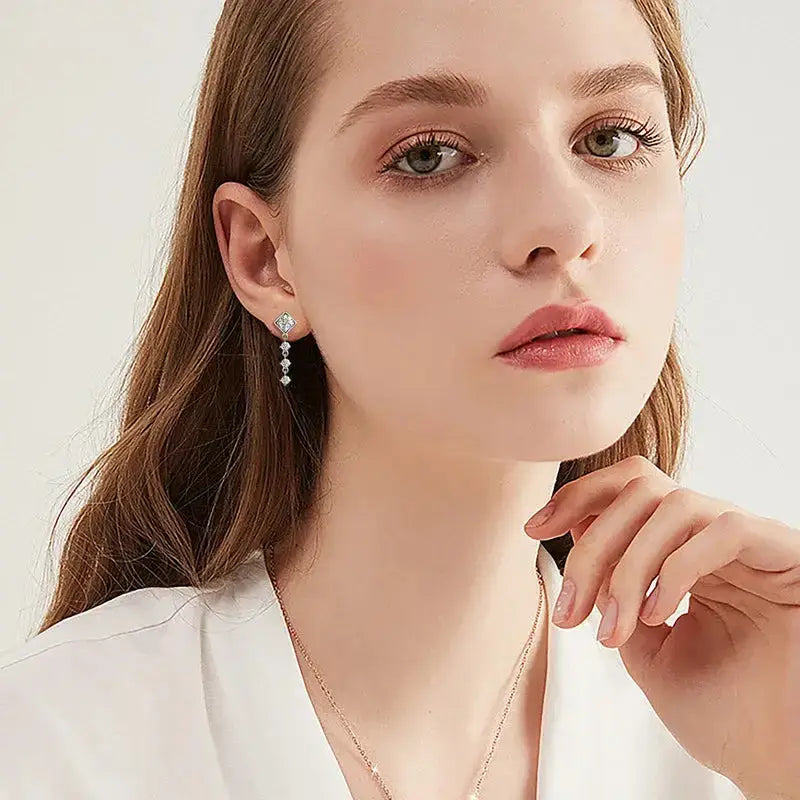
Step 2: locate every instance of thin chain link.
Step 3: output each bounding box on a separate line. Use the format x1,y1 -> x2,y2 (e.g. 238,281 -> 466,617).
265,543 -> 545,800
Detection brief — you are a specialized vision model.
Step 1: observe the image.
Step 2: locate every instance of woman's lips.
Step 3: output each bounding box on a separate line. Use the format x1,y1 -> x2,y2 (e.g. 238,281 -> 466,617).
496,332 -> 622,370
495,302 -> 625,355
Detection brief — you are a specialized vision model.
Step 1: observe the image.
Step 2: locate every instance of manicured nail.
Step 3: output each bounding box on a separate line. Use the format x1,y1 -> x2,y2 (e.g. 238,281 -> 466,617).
597,596 -> 618,642
640,586 -> 660,621
526,502 -> 555,528
552,577 -> 576,625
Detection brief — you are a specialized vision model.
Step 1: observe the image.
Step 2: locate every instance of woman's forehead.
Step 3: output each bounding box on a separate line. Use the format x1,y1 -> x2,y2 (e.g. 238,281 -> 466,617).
316,0 -> 662,135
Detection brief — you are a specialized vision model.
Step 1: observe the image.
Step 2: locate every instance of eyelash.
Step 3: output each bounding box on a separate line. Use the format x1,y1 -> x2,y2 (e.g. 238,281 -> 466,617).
377,115 -> 671,189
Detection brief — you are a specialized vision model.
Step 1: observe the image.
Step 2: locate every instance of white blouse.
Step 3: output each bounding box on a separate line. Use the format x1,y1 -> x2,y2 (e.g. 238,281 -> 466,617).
0,543 -> 747,799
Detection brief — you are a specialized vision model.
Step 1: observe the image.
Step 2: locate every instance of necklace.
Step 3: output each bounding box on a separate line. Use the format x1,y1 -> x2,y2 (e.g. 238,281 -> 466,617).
265,543 -> 545,800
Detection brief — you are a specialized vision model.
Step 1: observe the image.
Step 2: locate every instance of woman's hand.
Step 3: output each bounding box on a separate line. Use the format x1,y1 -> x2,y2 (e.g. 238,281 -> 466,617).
524,455 -> 800,800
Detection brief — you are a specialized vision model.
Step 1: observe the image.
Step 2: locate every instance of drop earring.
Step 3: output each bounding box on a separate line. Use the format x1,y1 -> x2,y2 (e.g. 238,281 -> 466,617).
274,312 -> 296,386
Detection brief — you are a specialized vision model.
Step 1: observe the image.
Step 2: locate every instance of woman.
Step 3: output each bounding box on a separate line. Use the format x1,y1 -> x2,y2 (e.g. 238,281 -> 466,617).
1,0 -> 798,798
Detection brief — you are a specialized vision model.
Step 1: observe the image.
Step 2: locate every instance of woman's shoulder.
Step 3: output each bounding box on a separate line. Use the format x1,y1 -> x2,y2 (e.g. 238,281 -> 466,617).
0,550 -> 276,683
0,585 -> 202,679
0,553 -> 279,797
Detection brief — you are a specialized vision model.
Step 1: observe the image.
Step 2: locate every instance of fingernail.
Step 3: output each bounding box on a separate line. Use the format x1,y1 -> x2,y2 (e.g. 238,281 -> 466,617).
526,502 -> 555,529
552,577 -> 576,625
640,586 -> 660,621
597,596 -> 618,642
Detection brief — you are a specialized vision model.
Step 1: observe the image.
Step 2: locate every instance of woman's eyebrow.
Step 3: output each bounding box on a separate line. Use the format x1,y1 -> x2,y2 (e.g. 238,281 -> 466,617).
333,61 -> 664,138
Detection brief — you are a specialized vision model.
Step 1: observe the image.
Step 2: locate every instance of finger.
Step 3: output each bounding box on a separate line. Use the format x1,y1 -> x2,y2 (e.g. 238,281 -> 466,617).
525,462 -> 676,542
571,516 -> 597,544
596,569 -> 613,613
639,513 -> 800,627
600,488 -> 721,646
550,476 -> 675,629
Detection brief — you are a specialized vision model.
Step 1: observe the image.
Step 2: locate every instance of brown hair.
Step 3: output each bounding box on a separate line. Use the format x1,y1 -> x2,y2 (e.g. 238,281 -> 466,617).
34,0 -> 705,635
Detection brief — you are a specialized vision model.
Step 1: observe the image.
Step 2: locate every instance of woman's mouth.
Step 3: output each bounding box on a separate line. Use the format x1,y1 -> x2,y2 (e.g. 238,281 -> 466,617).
496,330 -> 622,370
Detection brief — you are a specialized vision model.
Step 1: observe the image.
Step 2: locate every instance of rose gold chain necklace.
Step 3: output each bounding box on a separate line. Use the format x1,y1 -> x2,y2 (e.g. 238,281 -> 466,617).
265,543 -> 545,800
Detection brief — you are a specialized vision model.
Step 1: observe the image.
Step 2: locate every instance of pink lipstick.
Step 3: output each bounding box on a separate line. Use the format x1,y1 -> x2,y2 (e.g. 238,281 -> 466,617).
495,302 -> 625,371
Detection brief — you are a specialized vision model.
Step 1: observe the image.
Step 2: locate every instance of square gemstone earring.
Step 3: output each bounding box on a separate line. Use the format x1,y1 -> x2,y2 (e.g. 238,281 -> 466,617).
273,312 -> 296,386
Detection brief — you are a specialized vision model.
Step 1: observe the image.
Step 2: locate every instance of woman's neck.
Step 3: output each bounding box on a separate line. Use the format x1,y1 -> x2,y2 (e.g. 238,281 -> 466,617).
267,421 -> 558,773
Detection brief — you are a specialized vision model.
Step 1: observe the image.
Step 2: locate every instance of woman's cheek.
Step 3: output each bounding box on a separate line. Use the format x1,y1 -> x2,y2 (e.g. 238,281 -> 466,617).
334,213 -> 457,318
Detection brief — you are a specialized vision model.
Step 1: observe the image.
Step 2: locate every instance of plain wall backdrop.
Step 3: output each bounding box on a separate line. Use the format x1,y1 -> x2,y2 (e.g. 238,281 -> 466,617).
1,1 -> 798,650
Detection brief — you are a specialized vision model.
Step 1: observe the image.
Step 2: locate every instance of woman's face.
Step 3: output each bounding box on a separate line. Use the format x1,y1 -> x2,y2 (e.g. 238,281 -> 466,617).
279,0 -> 685,461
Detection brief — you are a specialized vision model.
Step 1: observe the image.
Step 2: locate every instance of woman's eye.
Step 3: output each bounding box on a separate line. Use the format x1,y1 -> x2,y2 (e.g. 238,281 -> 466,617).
578,128 -> 639,159
378,117 -> 669,187
573,116 -> 669,171
379,132 -> 472,186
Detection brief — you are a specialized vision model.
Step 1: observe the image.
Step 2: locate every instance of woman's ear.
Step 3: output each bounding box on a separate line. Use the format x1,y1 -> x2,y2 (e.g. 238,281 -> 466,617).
212,181 -> 307,340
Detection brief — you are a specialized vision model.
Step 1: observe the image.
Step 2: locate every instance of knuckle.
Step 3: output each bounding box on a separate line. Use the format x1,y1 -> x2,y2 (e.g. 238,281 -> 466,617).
661,486 -> 696,510
717,509 -> 746,527
624,474 -> 666,499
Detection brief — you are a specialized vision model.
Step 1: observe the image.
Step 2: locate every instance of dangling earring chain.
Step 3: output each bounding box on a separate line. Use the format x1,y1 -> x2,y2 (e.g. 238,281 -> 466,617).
274,311 -> 296,386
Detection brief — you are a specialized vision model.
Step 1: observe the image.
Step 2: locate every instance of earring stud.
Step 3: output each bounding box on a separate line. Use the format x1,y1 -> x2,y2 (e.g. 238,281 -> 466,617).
274,312 -> 296,386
